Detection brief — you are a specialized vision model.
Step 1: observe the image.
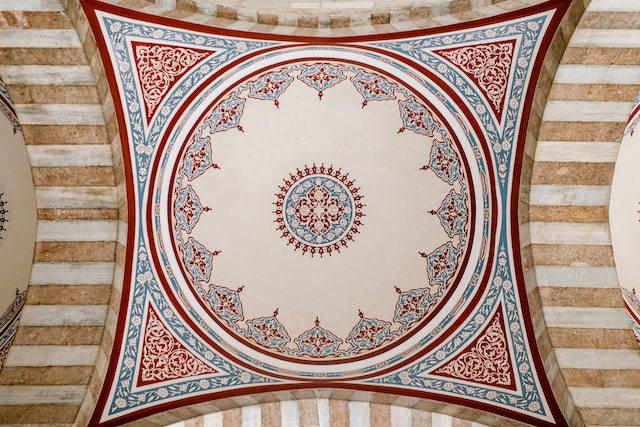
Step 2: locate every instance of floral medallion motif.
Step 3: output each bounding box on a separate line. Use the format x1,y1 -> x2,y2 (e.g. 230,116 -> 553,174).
274,164 -> 364,257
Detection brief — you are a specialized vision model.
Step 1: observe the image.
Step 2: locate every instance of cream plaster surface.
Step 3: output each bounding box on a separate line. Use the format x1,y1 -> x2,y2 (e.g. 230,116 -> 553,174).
0,115 -> 36,311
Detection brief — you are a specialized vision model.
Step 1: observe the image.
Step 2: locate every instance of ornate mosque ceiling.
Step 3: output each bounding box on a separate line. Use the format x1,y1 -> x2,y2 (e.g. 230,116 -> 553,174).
81,0 -> 572,425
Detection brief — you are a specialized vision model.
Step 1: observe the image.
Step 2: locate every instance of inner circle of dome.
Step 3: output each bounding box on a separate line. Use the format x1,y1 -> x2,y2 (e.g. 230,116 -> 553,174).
158,53 -> 485,371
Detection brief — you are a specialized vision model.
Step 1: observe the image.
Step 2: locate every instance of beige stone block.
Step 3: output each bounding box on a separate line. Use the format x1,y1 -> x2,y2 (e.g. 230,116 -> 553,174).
13,326 -> 103,345
37,208 -> 119,220
549,83 -> 640,102
329,399 -> 349,425
32,166 -> 115,187
25,284 -> 111,305
531,243 -> 614,266
370,403 -> 391,427
580,407 -> 640,425
0,404 -> 79,423
580,11 -> 640,29
538,286 -> 624,307
298,399 -> 319,426
257,12 -> 278,25
538,121 -> 625,142
33,241 -> 115,262
222,407 -> 242,427
529,205 -> 608,223
548,327 -> 638,349
330,15 -> 350,27
0,365 -> 93,385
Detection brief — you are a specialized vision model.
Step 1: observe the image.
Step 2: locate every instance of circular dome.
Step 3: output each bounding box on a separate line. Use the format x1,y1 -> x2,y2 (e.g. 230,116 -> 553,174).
153,50 -> 487,376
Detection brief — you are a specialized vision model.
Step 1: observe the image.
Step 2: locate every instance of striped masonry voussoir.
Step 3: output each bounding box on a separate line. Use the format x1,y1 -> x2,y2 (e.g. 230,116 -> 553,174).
0,0 -> 65,12
27,145 -> 113,166
3,345 -> 100,367
569,29 -> 640,48
0,30 -> 83,48
543,307 -> 632,329
0,385 -> 87,405
0,65 -> 95,85
534,141 -> 619,163
555,349 -> 640,369
35,220 -> 118,242
30,262 -> 114,285
35,187 -> 118,209
19,305 -> 108,327
15,104 -> 105,125
529,222 -> 612,245
529,185 -> 610,206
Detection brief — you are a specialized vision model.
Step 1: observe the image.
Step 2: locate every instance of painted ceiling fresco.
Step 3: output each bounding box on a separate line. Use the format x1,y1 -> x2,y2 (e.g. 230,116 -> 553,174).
81,0 -> 571,425
610,92 -> 640,345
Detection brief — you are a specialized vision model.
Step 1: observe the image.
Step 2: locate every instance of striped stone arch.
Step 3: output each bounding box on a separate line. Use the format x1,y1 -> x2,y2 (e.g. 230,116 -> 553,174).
0,0 -> 638,426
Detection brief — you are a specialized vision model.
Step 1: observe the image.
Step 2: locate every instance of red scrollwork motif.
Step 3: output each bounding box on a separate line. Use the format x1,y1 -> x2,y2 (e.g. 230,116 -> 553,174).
139,305 -> 217,385
133,42 -> 210,120
434,309 -> 515,388
438,41 -> 515,117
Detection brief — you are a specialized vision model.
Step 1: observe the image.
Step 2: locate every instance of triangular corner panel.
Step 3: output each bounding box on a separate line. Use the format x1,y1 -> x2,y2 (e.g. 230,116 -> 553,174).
80,0 -> 572,425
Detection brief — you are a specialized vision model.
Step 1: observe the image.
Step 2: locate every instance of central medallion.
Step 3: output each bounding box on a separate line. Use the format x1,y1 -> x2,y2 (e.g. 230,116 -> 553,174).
274,165 -> 363,256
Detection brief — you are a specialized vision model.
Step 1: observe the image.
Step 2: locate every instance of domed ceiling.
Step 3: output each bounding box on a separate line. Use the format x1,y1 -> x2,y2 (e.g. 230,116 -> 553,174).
81,0 -> 571,425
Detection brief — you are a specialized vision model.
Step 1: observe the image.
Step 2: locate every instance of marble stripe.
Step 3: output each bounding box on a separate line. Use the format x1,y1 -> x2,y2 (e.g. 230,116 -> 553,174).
0,0 -> 65,11
242,405 -> 261,427
30,262 -> 114,285
317,399 -> 331,427
569,388 -> 640,408
432,413 -> 453,427
4,345 -> 99,367
202,412 -> 224,427
535,266 -> 619,288
390,406 -> 411,427
19,305 -> 108,327
570,29 -> 640,48
36,187 -> 118,209
534,141 -> 619,163
529,185 -> 610,206
587,0 -> 640,12
554,65 -> 640,85
543,307 -> 631,329
349,402 -> 370,427
15,104 -> 105,125
0,65 -> 95,86
27,145 -> 113,167
36,220 -> 118,242
0,30 -> 82,48
555,349 -> 640,369
529,222 -> 611,245
281,400 -> 300,427
542,101 -> 633,122
0,385 -> 86,405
